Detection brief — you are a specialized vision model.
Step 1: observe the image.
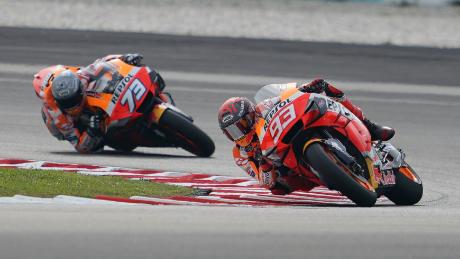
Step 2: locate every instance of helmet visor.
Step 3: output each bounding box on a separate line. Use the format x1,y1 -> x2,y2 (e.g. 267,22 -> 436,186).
223,114 -> 253,141
58,92 -> 83,110
224,123 -> 246,141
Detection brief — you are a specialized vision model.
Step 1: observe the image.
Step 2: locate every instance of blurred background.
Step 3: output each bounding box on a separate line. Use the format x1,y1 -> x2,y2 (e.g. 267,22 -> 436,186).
338,0 -> 458,5
0,1 -> 459,259
1,0 -> 459,48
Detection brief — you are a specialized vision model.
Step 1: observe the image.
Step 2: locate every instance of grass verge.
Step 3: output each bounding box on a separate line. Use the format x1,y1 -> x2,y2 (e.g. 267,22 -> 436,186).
0,168 -> 196,198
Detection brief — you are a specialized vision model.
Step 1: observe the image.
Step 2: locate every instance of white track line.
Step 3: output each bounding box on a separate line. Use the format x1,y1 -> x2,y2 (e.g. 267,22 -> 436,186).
1,62 -> 459,96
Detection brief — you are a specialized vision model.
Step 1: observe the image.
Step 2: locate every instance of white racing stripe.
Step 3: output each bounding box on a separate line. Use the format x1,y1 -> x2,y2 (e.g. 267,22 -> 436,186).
2,62 -> 459,96
0,78 -> 31,84
0,195 -> 136,205
200,175 -> 253,182
353,96 -> 460,106
2,76 -> 458,106
237,194 -> 350,204
2,62 -> 458,108
195,196 -> 259,205
129,196 -> 215,206
0,63 -> 46,75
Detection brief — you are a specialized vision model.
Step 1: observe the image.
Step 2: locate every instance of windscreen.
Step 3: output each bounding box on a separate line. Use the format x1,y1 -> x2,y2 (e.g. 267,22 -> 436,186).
254,83 -> 296,103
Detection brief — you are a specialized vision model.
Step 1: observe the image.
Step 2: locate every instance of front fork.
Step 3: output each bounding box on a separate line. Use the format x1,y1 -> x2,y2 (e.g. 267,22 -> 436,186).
370,141 -> 406,188
360,141 -> 406,191
318,128 -> 404,191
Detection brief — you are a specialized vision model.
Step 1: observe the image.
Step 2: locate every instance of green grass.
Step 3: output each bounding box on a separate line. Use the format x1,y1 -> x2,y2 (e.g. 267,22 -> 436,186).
0,168 -> 196,198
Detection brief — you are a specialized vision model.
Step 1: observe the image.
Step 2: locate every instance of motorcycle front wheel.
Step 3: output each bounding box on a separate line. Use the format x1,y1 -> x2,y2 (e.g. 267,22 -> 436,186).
304,142 -> 377,207
159,109 -> 215,157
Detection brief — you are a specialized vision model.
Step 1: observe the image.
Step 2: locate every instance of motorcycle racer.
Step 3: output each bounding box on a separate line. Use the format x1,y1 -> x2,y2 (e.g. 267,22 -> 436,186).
217,79 -> 395,194
33,53 -> 167,153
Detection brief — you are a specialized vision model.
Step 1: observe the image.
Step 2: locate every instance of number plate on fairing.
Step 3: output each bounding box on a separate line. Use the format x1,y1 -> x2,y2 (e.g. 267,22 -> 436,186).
257,91 -> 308,155
106,67 -> 149,116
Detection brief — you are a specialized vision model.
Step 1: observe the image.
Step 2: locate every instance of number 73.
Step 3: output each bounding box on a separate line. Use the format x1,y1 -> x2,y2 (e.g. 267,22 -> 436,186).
120,79 -> 147,112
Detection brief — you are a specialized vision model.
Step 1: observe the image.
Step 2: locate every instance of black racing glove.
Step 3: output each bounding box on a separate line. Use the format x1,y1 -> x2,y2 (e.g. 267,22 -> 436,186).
87,115 -> 103,137
121,53 -> 144,66
300,79 -> 329,93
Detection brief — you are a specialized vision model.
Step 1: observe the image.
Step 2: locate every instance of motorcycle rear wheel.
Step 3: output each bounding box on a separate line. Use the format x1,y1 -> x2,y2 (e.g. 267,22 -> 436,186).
305,143 -> 377,207
159,109 -> 215,157
385,165 -> 423,205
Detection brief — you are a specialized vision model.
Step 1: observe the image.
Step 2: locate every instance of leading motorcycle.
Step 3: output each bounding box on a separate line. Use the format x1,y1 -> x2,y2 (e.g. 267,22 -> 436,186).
254,84 -> 423,206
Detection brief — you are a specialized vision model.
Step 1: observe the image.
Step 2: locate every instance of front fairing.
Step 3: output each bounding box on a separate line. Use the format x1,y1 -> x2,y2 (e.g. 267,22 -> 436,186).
254,88 -> 308,156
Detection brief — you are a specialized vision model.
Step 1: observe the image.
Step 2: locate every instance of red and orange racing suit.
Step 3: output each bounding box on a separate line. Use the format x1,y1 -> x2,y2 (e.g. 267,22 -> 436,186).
38,55 -> 130,153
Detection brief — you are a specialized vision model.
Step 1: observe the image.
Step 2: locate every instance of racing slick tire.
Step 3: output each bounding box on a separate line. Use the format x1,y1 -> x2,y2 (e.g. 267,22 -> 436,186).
159,109 -> 215,157
305,143 -> 378,207
385,165 -> 423,205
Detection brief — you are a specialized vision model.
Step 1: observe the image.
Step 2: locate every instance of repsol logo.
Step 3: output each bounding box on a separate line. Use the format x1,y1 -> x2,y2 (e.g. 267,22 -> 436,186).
111,72 -> 135,104
263,98 -> 291,130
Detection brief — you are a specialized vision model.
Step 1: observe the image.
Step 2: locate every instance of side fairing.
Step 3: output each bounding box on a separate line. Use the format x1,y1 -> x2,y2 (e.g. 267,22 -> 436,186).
256,91 -> 373,157
105,66 -> 151,121
307,94 -> 372,154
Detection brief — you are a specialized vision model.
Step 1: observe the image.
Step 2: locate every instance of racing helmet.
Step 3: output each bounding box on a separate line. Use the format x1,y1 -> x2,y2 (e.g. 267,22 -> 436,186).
51,70 -> 85,116
218,97 -> 256,147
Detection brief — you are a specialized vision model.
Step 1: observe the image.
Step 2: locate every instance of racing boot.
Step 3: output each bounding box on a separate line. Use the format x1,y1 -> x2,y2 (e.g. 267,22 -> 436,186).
338,95 -> 395,141
362,118 -> 395,141
323,81 -> 395,141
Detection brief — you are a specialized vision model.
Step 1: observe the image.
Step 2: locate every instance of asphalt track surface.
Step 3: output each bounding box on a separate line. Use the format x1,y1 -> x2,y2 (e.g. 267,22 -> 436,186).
1,27 -> 460,259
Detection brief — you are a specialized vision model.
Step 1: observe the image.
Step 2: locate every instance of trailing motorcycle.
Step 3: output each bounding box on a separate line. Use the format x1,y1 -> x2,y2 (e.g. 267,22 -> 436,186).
34,60 -> 215,157
254,84 -> 423,206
